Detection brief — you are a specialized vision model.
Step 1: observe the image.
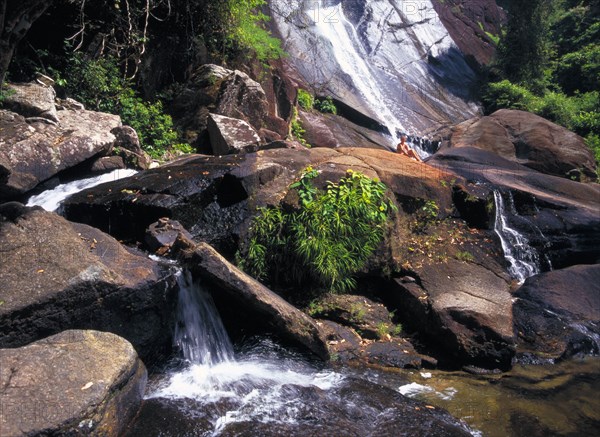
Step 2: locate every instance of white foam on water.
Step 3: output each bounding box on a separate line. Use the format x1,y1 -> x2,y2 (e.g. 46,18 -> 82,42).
26,168 -> 137,211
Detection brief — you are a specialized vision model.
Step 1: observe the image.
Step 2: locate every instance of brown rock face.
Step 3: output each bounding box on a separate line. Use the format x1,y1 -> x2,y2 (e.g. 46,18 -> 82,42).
0,330 -> 146,437
0,205 -> 177,362
438,109 -> 597,180
432,0 -> 506,66
386,259 -> 515,370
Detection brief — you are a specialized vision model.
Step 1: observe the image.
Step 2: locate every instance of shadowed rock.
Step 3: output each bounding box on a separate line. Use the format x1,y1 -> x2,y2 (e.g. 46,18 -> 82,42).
514,264 -> 600,360
0,330 -> 146,437
0,205 -> 177,363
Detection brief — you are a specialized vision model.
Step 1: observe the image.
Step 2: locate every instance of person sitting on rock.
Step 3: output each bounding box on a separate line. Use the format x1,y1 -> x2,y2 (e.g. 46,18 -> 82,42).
396,136 -> 421,161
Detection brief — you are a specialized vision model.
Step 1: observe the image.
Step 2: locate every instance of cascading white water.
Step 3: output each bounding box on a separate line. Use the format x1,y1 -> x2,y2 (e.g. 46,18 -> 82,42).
493,190 -> 541,283
149,271 -> 342,430
270,0 -> 480,147
26,168 -> 137,211
310,2 -> 405,145
174,271 -> 234,366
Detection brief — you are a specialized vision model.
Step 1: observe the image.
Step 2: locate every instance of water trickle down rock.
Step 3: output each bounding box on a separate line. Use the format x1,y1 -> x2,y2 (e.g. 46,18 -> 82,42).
270,0 -> 480,138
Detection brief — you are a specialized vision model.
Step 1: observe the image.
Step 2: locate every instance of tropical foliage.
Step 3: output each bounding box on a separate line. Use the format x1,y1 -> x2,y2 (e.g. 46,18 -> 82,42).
237,168 -> 397,293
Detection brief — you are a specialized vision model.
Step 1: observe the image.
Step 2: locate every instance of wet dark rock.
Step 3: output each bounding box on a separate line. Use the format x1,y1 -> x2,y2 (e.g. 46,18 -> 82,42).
128,378 -> 471,437
61,147 -> 455,257
207,113 -> 261,155
436,109 -> 597,180
145,218 -> 193,253
0,206 -> 177,363
0,107 -> 121,201
430,147 -> 600,268
384,258 -> 515,370
0,330 -> 146,437
176,239 -> 329,360
514,264 -> 600,360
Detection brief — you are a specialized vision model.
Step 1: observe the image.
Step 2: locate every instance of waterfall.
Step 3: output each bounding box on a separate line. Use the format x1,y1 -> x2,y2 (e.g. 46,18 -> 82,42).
493,190 -> 541,283
270,0 -> 480,143
149,271 -> 342,428
174,270 -> 234,366
26,168 -> 137,212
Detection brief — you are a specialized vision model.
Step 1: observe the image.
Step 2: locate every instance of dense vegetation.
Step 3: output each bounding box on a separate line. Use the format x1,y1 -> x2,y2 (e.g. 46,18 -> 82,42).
483,0 -> 600,168
2,0 -> 285,158
237,168 -> 397,294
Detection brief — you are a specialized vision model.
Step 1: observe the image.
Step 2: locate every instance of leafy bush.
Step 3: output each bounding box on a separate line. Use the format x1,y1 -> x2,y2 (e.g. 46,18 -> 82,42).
237,168 -> 397,293
59,53 -> 182,159
315,96 -> 337,114
482,80 -> 537,113
297,89 -> 314,110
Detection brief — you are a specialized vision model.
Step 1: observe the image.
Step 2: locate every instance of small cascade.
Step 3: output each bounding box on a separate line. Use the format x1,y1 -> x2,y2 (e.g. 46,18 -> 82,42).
149,270 -> 342,431
493,190 -> 541,283
26,168 -> 137,211
174,271 -> 234,366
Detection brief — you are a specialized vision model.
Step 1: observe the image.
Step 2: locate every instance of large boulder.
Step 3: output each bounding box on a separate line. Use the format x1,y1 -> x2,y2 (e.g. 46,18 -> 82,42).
0,204 -> 177,362
61,147 -> 455,258
0,330 -> 146,436
207,113 -> 261,155
429,147 -> 600,268
437,109 -> 597,180
513,264 -> 600,361
384,258 -> 515,370
176,239 -> 329,360
2,81 -> 59,122
0,107 -> 121,200
171,64 -> 288,148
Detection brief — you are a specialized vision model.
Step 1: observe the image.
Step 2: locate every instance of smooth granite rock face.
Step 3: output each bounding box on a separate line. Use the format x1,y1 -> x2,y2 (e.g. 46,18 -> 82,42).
0,330 -> 146,437
207,113 -> 261,155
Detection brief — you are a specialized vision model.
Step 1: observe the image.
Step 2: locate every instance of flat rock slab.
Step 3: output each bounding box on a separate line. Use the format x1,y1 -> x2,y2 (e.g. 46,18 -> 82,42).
0,330 -> 146,436
0,205 -> 177,362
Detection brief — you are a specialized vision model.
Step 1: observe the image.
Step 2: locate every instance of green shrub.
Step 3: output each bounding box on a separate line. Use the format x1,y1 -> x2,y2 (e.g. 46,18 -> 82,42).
59,53 -> 180,159
482,80 -> 537,113
315,96 -> 337,114
297,89 -> 314,110
237,168 -> 398,293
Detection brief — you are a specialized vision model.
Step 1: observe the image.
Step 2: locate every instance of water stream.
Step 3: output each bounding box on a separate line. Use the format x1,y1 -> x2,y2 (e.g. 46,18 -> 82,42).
26,168 -> 137,211
493,190 -> 544,284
